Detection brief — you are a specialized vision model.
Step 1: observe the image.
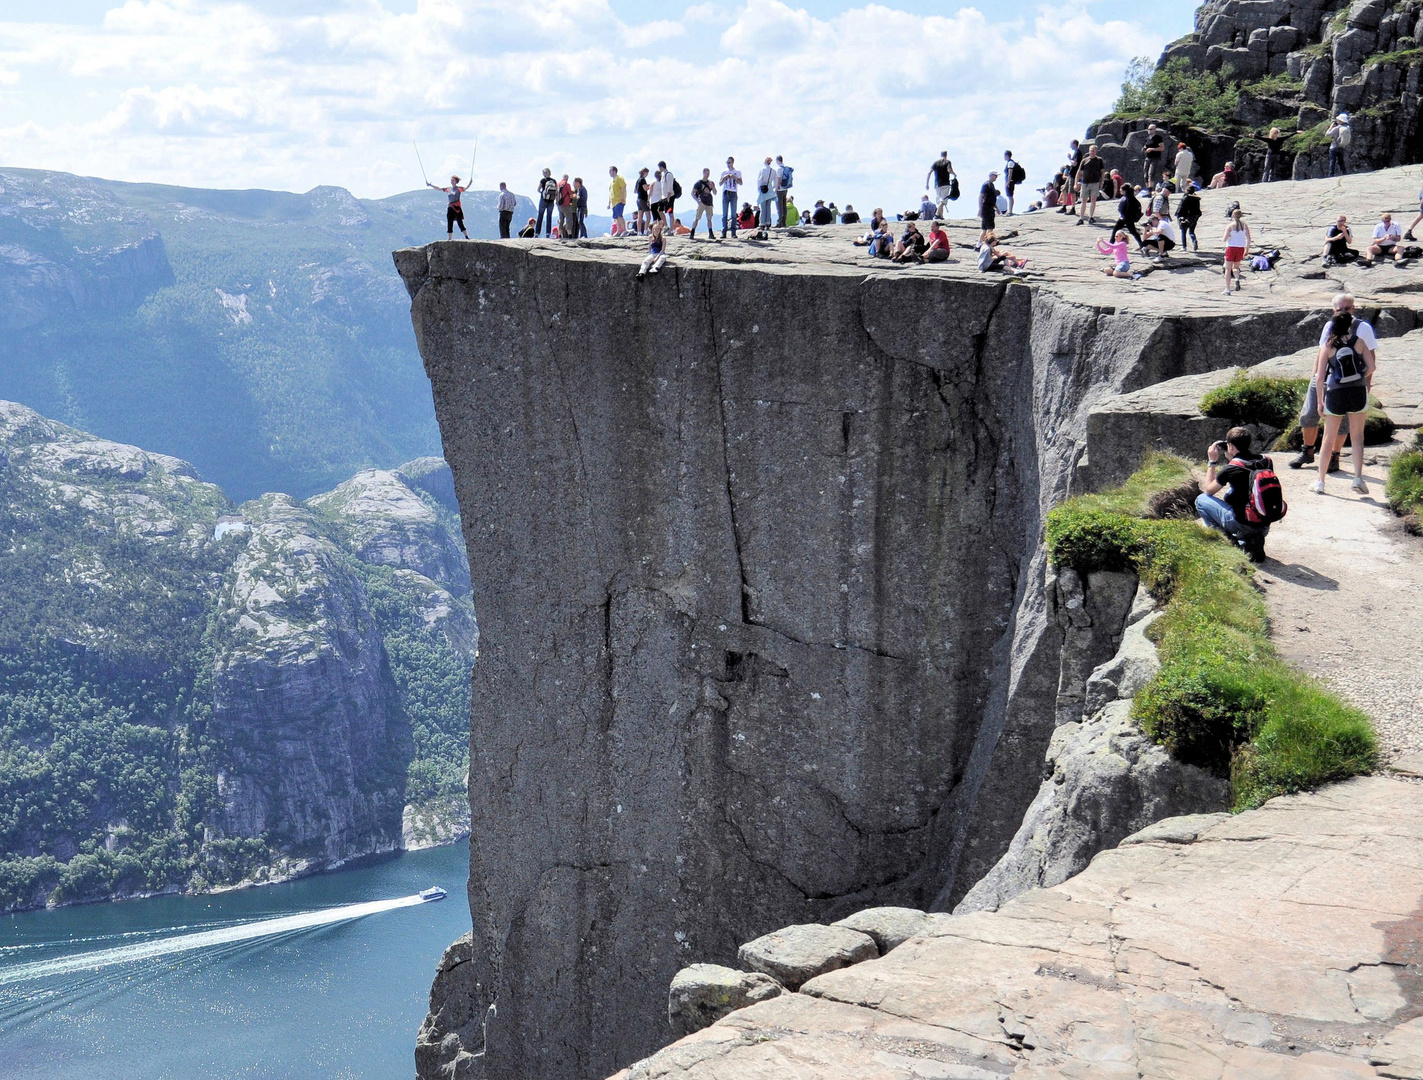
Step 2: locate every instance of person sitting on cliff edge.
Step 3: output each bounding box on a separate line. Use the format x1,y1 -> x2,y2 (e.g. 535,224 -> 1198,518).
1196,426 -> 1278,563
636,221 -> 668,279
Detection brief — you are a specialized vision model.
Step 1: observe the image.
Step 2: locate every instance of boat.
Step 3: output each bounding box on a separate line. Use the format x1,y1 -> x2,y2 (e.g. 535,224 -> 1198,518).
419,887 -> 447,902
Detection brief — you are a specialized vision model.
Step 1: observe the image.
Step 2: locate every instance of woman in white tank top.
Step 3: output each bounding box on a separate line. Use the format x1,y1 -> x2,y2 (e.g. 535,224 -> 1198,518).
1221,209 -> 1252,294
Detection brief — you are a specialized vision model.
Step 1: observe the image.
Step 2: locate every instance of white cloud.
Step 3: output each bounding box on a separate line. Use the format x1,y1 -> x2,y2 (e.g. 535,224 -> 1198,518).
0,0 -> 1160,215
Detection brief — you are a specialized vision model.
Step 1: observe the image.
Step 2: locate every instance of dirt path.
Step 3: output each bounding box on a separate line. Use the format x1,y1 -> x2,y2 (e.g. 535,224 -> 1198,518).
1255,441 -> 1423,765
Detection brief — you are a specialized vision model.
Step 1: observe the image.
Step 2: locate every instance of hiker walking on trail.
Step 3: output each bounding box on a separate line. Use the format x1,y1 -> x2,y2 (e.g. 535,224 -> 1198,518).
430,175 -> 472,240
1310,301 -> 1376,495
496,182 -> 516,238
978,172 -> 1000,243
535,168 -> 557,237
1197,426 -> 1279,563
608,166 -> 627,236
1112,177 -> 1144,247
1222,208 -> 1251,293
720,157 -> 742,238
928,152 -> 955,217
691,168 -> 717,240
756,157 -> 778,231
1291,294 -> 1376,472
1177,182 -> 1202,251
1328,113 -> 1352,176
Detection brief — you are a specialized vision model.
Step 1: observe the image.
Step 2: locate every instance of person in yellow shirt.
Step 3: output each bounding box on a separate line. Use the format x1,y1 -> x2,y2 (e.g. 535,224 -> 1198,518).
608,166 -> 628,237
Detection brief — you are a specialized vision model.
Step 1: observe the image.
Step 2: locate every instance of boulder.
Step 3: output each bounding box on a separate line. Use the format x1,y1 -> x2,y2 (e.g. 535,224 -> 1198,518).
1348,0 -> 1389,32
667,964 -> 782,1037
737,924 -> 878,991
1083,605 -> 1163,717
832,907 -> 944,954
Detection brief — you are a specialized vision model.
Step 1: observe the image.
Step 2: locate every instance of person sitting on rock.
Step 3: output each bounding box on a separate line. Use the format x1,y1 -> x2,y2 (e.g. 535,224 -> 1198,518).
977,232 -> 1026,272
924,221 -> 951,263
1096,229 -> 1138,279
1196,426 -> 1273,563
810,200 -> 835,225
893,222 -> 927,263
636,221 -> 668,279
1322,215 -> 1357,266
738,202 -> 757,231
1141,213 -> 1178,258
1207,161 -> 1239,189
1363,212 -> 1403,266
840,205 -> 861,225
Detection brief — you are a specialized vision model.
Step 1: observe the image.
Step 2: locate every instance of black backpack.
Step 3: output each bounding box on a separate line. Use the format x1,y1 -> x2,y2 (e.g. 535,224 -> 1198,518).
671,178 -> 683,199
1328,332 -> 1366,385
1010,162 -> 1026,185
949,176 -> 960,201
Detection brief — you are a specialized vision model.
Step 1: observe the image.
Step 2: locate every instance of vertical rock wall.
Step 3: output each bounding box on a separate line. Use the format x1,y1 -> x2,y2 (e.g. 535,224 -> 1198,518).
395,242 -> 1326,1080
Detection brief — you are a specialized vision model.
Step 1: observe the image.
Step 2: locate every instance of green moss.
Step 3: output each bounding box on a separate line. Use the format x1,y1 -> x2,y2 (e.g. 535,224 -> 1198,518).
1284,121 -> 1331,154
1045,457 -> 1377,810
1387,431 -> 1423,533
1240,73 -> 1304,97
1366,47 -> 1423,69
1201,371 -> 1308,430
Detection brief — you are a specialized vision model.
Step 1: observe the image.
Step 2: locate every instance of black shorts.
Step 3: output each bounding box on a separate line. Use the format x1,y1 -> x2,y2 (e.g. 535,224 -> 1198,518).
637,197 -> 650,211
980,211 -> 996,230
447,206 -> 465,229
1323,383 -> 1368,416
1157,236 -> 1176,250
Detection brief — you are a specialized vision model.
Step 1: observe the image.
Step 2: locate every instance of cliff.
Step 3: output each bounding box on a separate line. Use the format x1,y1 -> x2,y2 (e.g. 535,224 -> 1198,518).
1093,0 -> 1423,184
0,402 -> 476,910
396,166 -> 1421,1080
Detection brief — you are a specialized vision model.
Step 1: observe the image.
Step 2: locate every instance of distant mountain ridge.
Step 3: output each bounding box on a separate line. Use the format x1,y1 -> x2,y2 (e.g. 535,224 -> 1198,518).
0,168 -> 536,501
0,399 -> 476,913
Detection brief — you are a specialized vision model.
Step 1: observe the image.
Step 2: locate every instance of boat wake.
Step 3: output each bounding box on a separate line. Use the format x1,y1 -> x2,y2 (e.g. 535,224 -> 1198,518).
0,893 -> 428,987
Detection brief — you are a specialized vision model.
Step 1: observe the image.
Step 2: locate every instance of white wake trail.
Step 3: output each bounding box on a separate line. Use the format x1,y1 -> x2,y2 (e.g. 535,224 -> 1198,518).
0,894 -> 428,986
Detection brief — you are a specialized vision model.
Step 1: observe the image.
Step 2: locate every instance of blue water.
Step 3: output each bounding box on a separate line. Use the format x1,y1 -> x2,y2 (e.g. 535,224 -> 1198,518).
0,841 -> 471,1079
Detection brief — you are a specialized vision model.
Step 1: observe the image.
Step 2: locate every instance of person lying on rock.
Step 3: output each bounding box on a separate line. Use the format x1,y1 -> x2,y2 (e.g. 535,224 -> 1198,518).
1321,215 -> 1357,266
1096,229 -> 1138,279
1362,213 -> 1403,266
1196,426 -> 1276,564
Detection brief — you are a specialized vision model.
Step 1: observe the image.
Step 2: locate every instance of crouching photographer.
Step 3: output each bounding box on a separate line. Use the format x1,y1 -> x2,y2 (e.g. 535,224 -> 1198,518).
1194,426 -> 1287,564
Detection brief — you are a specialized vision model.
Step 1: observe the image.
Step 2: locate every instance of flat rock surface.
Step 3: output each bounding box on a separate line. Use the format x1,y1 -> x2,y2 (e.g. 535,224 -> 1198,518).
616,777 -> 1423,1079
518,165 -> 1423,317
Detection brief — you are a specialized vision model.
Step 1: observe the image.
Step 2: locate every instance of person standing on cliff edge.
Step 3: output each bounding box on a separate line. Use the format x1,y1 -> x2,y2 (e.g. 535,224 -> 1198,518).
429,175 -> 471,240
927,151 -> 954,217
978,172 -> 999,243
496,182 -> 516,238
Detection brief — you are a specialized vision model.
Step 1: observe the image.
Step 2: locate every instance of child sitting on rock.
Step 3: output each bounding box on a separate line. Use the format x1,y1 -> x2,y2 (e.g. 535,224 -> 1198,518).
1097,230 -> 1140,279
636,222 -> 668,279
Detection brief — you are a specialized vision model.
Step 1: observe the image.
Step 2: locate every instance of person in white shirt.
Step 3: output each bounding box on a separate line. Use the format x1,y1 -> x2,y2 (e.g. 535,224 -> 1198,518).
496,182 -> 517,239
1365,213 -> 1403,265
1289,293 -> 1378,470
658,160 -> 678,229
648,168 -> 669,227
1172,142 -> 1195,188
1141,213 -> 1179,257
719,157 -> 742,238
756,157 -> 778,230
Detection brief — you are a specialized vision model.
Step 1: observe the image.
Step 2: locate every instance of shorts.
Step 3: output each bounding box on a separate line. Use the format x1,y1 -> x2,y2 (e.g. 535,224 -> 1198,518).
1377,241 -> 1397,253
1225,246 -> 1245,262
980,211 -> 996,230
1006,181 -> 1017,196
446,206 -> 464,229
611,202 -> 625,218
1300,378 -> 1321,428
637,197 -> 650,211
1324,383 -> 1368,416
1080,182 -> 1100,201
1116,260 -> 1131,273
935,184 -> 952,203
1156,236 -> 1176,251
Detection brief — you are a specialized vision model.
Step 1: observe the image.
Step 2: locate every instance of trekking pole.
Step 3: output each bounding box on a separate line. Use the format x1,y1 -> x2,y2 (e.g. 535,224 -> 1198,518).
469,138 -> 477,188
414,142 -> 430,187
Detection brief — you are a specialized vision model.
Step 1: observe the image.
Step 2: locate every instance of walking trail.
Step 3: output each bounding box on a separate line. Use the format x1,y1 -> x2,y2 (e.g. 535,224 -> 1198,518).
1257,442 -> 1423,767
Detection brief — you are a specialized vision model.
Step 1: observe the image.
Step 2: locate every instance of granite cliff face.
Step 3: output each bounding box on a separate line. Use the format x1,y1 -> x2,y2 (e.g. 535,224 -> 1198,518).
0,400 -> 475,910
395,223 -> 1355,1080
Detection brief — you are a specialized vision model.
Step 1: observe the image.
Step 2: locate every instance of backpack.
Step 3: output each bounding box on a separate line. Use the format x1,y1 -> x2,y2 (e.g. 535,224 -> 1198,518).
1335,123 -> 1352,148
671,178 -> 683,199
780,165 -> 794,189
948,176 -> 960,201
1230,456 -> 1287,526
1010,162 -> 1026,185
1328,333 -> 1366,385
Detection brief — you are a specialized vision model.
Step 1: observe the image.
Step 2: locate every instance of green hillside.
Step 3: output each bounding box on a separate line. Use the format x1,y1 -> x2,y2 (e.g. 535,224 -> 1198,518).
0,168 -> 532,501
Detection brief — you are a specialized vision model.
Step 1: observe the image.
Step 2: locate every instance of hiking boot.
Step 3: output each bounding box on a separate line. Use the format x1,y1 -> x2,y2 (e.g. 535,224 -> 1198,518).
1288,447 -> 1315,469
1407,231 -> 1417,242
1351,477 -> 1370,494
1074,217 -> 1084,226
1328,451 -> 1341,473
1242,533 -> 1267,563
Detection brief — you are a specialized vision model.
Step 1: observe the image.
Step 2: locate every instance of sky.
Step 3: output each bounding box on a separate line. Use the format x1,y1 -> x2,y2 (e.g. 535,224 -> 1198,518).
0,0 -> 1201,212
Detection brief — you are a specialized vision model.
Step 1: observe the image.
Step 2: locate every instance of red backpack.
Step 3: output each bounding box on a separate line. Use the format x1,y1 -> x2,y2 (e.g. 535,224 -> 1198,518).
1231,456 -> 1287,525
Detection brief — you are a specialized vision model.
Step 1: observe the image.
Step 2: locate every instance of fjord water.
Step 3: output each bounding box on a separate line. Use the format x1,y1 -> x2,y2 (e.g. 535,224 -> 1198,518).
0,841 -> 470,1079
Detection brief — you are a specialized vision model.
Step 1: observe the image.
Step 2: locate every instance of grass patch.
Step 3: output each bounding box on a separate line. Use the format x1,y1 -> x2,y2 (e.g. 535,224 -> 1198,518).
1284,120 -> 1331,154
1240,72 -> 1304,97
1367,47 -> 1423,69
1201,370 -> 1308,430
1047,453 -> 1377,809
1387,429 -> 1423,534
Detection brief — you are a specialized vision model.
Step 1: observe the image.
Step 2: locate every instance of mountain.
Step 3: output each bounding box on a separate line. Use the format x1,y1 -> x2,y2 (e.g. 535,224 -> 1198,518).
0,167 -> 535,502
0,400 -> 475,912
1090,0 -> 1423,184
